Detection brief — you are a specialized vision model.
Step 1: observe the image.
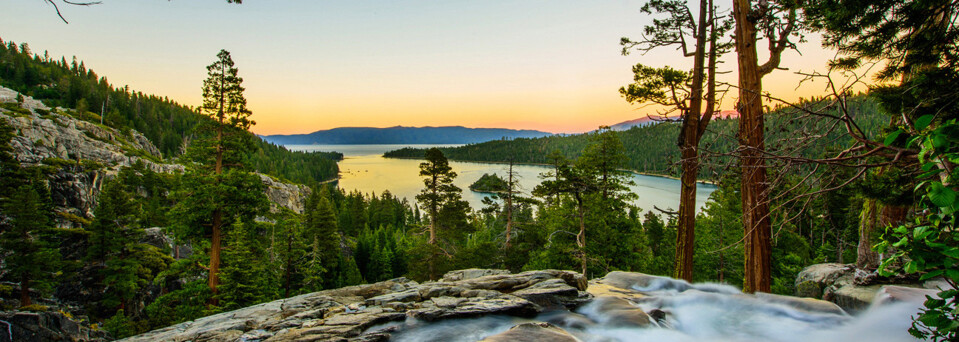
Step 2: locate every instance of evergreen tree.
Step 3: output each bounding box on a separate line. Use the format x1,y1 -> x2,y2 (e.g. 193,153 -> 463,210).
170,49 -> 267,305
0,184 -> 60,306
85,179 -> 155,316
274,216 -> 307,298
304,194 -> 339,290
415,148 -> 468,279
218,218 -> 274,310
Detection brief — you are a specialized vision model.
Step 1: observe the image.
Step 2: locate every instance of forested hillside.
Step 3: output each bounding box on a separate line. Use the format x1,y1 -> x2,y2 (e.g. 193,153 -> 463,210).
385,96 -> 885,180
0,39 -> 340,184
262,126 -> 553,145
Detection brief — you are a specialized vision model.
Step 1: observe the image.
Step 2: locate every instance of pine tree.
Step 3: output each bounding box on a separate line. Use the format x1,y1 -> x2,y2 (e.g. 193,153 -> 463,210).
86,179 -> 140,314
171,49 -> 266,305
304,194 -> 339,290
415,148 -> 468,279
275,216 -> 307,298
218,218 -> 274,310
0,184 -> 60,306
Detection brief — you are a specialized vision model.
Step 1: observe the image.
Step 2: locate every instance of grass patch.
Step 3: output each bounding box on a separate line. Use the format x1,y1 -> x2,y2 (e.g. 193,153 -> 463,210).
0,102 -> 31,116
56,211 -> 93,226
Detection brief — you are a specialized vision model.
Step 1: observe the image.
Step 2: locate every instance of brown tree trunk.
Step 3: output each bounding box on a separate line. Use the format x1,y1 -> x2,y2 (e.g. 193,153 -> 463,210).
733,0 -> 772,293
209,209 -> 222,305
856,199 -> 880,269
675,144 -> 699,281
576,195 -> 587,276
285,231 -> 293,298
674,0 -> 719,283
505,160 -> 514,248
429,174 -> 438,246
20,275 -> 31,307
208,66 -> 227,304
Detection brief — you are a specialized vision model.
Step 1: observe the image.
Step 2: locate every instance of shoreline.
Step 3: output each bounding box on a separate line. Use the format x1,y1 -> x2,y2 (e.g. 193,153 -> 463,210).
382,155 -> 717,186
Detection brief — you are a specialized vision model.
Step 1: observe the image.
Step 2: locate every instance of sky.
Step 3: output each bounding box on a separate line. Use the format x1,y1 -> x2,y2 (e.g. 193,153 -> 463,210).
0,1 -> 853,135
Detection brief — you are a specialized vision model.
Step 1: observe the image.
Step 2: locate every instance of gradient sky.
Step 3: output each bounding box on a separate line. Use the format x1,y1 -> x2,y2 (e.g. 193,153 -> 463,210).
0,1 -> 851,135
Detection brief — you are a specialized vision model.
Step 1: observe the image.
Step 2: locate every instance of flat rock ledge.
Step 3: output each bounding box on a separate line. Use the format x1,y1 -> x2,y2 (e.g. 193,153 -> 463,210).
121,269 -> 588,342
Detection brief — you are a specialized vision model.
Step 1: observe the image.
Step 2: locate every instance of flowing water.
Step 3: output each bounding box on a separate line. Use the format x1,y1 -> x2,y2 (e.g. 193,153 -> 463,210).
286,144 -> 717,214
368,276 -> 922,342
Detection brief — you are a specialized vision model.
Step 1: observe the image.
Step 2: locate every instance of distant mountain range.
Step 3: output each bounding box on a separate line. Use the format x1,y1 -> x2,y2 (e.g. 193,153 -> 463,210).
261,126 -> 553,145
610,110 -> 740,131
609,117 -> 657,131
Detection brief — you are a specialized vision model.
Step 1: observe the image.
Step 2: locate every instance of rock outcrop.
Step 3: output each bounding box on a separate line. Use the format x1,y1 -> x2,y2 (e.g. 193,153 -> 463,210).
0,87 -> 177,174
795,263 -> 946,312
1,87 -> 314,221
260,174 -> 312,214
479,322 -> 581,342
120,269 -> 931,342
121,269 -> 589,342
0,310 -> 109,342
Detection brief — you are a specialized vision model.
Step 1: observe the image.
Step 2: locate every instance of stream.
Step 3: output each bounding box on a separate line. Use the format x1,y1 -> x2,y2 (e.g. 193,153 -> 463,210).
366,276 -> 922,342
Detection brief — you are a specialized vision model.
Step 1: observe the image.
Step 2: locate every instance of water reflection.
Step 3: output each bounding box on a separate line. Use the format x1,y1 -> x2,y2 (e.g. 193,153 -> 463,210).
286,144 -> 716,214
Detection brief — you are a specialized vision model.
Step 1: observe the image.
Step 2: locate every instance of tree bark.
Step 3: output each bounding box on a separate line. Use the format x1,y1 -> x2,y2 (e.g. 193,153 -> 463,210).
20,275 -> 31,306
505,159 -> 514,248
209,64 -> 226,304
733,0 -> 772,293
209,209 -> 222,304
576,195 -> 587,276
675,0 -> 716,282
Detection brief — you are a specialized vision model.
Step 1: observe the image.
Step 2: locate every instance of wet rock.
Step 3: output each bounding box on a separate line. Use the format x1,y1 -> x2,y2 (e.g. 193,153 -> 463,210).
823,283 -> 882,312
124,270 -> 590,341
511,279 -> 588,309
541,311 -> 596,330
587,296 -> 652,328
795,264 -> 854,298
595,271 -> 691,292
872,285 -> 940,307
479,322 -> 581,342
754,292 -> 848,316
585,281 -> 646,301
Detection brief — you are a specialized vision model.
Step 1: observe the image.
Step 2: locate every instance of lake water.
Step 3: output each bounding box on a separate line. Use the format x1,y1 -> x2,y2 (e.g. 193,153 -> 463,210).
286,144 -> 716,214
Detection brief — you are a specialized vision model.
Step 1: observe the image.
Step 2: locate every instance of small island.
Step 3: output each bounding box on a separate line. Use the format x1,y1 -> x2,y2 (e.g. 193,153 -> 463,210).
469,173 -> 508,194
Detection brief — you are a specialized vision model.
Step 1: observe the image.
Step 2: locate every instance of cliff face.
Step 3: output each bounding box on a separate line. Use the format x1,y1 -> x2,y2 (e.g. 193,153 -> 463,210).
0,87 -> 312,225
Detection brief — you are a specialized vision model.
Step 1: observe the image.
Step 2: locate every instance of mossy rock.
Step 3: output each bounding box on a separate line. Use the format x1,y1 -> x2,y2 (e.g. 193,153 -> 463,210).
795,280 -> 823,299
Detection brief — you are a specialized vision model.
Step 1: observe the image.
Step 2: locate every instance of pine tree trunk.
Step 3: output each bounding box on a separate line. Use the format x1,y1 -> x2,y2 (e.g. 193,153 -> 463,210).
675,143 -> 699,282
209,209 -> 222,304
505,160 -> 514,248
285,231 -> 293,298
576,195 -> 587,276
20,275 -> 31,306
428,174 -> 438,246
733,0 -> 772,293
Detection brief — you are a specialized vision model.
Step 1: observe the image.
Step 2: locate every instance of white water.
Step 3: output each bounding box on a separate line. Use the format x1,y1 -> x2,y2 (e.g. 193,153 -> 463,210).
286,144 -> 717,214
371,276 -> 923,342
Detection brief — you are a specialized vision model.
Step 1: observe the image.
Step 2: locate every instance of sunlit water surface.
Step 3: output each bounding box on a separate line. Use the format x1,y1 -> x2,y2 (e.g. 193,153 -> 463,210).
286,144 -> 716,213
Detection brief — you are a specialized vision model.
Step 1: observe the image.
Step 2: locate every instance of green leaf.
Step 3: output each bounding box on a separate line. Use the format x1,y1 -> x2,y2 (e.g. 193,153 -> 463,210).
947,269 -> 959,282
928,183 -> 957,207
933,133 -> 948,149
915,115 -> 934,130
905,260 -> 918,273
920,269 -> 944,280
884,129 -> 903,146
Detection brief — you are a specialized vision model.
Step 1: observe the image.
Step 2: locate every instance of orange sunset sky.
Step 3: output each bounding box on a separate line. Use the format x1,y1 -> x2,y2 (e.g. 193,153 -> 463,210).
0,1 -> 861,135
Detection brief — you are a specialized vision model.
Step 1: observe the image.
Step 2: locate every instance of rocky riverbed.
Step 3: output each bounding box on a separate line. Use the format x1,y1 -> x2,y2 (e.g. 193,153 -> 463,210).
118,268 -> 933,342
